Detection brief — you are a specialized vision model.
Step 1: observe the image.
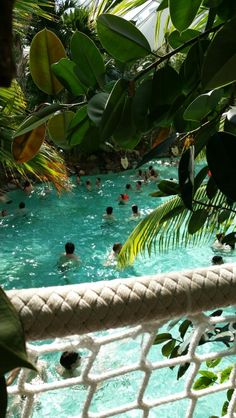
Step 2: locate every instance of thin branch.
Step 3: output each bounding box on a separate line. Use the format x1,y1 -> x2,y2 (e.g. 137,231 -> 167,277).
134,22 -> 224,82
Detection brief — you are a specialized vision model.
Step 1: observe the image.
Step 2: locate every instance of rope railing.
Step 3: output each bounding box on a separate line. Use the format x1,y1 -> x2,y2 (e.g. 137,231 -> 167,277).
5,263 -> 236,418
7,263 -> 236,341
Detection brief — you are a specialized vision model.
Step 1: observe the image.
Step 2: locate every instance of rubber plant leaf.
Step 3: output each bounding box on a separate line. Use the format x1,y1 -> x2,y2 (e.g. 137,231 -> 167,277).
70,31 -> 105,88
30,29 -> 66,95
100,79 -> 128,140
168,29 -> 201,53
113,97 -> 141,149
97,14 -> 151,63
206,131 -> 236,201
180,40 -> 210,95
133,78 -> 152,132
158,180 -> 179,195
188,208 -> 209,234
157,0 -> 168,12
12,124 -> 46,163
206,176 -> 218,200
194,166 -> 209,192
87,92 -> 109,126
169,0 -> 202,31
0,287 -> 35,375
77,125 -> 102,153
51,58 -> 87,96
178,146 -> 195,210
47,111 -> 75,149
202,17 -> 236,89
151,65 -> 182,108
183,89 -> 223,122
67,106 -> 90,146
69,118 -> 91,146
14,104 -> 66,137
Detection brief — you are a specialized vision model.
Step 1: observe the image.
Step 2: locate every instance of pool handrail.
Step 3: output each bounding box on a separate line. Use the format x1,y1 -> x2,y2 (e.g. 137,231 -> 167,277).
7,263 -> 236,341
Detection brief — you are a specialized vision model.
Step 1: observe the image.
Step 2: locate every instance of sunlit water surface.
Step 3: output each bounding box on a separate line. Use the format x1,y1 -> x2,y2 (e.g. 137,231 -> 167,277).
2,160 -> 235,418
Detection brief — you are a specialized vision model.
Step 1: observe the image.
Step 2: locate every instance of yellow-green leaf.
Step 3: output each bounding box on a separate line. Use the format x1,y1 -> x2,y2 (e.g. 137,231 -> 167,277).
47,111 -> 74,149
12,124 -> 46,163
30,29 -> 66,95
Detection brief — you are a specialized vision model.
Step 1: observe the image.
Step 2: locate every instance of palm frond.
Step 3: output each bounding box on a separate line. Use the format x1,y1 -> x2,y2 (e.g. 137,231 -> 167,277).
13,0 -> 55,35
0,142 -> 69,192
118,185 -> 236,267
0,80 -> 27,115
110,0 -> 149,17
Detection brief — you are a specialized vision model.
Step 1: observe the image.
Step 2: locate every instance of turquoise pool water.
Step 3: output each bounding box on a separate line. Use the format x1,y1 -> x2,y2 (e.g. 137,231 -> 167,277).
3,159 -> 235,417
1,159 -> 235,292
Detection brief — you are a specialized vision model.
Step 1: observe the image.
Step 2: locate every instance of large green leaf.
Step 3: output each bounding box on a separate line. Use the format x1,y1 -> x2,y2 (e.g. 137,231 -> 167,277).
77,125 -> 102,153
178,146 -> 195,210
100,79 -> 128,140
51,58 -> 87,96
169,0 -> 202,31
194,120 -> 219,157
188,209 -> 209,234
151,65 -> 182,107
183,89 -> 223,122
14,104 -> 66,137
67,106 -> 91,146
168,29 -> 201,52
87,92 -> 109,126
12,124 -> 46,163
97,14 -> 151,63
47,111 -> 75,149
202,17 -> 236,89
158,180 -> 179,195
0,287 -> 35,375
133,78 -> 152,132
29,29 -> 66,95
113,96 -> 141,148
71,31 -> 105,88
157,0 -> 168,11
180,40 -> 210,94
206,131 -> 236,201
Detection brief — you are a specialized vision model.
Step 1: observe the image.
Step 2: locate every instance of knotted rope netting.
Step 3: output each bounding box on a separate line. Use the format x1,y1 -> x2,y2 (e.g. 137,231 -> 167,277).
6,263 -> 236,417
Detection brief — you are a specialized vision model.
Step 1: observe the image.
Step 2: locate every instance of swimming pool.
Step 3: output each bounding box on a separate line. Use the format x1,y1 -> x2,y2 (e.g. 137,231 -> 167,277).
1,159 -> 234,292
2,159 -> 235,417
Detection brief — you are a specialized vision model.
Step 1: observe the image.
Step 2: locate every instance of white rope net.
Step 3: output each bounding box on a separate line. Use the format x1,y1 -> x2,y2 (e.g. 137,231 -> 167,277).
6,263 -> 236,417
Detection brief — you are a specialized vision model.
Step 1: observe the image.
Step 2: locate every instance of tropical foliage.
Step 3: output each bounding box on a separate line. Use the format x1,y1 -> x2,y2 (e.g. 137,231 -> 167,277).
8,0 -> 236,265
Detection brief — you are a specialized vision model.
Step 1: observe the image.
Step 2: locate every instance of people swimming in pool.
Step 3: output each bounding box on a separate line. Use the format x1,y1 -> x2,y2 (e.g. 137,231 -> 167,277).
16,201 -> 28,216
85,179 -> 92,191
130,204 -> 140,219
104,242 -> 123,266
212,233 -> 233,251
1,209 -> 8,217
57,351 -> 82,378
103,206 -> 115,221
23,180 -> 34,195
57,242 -> 80,271
135,180 -> 142,192
118,193 -> 129,205
212,255 -> 224,265
125,183 -> 132,191
96,177 -> 101,189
